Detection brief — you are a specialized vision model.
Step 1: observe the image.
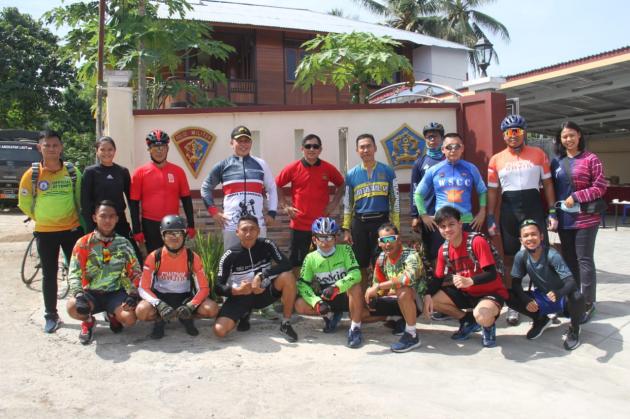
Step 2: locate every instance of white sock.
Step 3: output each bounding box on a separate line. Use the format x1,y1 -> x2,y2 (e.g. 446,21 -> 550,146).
350,321 -> 361,330
386,315 -> 401,321
405,324 -> 416,337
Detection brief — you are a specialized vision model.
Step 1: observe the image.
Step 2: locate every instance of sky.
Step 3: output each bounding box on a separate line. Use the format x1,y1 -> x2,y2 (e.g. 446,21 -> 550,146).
3,0 -> 630,78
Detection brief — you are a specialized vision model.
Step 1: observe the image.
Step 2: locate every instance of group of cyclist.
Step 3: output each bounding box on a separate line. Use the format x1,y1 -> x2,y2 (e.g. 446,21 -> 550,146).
18,113 -> 606,352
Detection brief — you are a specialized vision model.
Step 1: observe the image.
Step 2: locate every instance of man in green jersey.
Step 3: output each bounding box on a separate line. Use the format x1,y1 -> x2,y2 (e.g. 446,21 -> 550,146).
294,217 -> 364,348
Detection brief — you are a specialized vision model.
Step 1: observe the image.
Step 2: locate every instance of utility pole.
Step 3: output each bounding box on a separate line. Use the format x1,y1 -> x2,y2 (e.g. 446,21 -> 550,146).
95,0 -> 105,137
137,0 -> 147,109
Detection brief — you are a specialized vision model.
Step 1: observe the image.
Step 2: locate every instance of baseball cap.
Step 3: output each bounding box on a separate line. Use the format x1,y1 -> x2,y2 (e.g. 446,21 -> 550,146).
231,125 -> 252,140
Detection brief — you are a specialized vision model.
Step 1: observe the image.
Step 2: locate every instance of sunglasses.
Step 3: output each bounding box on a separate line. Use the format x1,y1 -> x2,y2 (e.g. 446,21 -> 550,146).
303,143 -> 321,150
503,128 -> 524,138
425,134 -> 440,140
378,235 -> 398,244
444,144 -> 462,151
315,234 -> 335,242
164,231 -> 185,238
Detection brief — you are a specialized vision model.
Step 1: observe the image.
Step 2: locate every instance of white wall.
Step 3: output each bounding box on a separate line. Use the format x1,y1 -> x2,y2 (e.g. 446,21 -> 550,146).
413,46 -> 468,89
589,136 -> 630,184
131,107 -> 458,189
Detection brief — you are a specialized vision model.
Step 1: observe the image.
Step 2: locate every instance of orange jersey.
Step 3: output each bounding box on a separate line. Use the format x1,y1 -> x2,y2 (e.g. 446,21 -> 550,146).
487,146 -> 550,192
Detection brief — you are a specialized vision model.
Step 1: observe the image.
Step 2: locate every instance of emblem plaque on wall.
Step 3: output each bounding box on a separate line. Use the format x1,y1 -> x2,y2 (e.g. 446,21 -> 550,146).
380,123 -> 425,170
172,127 -> 216,178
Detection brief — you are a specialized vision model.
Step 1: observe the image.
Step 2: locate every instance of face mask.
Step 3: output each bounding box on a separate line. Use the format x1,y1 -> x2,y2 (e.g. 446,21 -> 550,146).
555,201 -> 581,213
317,245 -> 336,257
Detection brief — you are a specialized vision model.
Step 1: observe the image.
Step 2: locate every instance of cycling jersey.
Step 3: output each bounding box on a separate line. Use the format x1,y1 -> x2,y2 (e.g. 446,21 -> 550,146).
129,161 -> 191,222
343,161 -> 400,229
487,146 -> 550,193
276,158 -> 344,231
511,247 -> 573,294
373,246 -> 427,296
81,163 -> 131,231
410,153 -> 445,217
18,162 -> 82,232
68,232 -> 141,296
215,238 -> 291,297
298,244 -> 361,308
201,155 -> 278,232
139,247 -> 209,307
414,159 -> 487,223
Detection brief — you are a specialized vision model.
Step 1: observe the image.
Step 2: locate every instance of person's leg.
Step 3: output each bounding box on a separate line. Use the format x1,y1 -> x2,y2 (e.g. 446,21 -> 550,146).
575,226 -> 599,306
214,317 -> 237,338
289,229 -> 312,277
135,300 -> 158,321
558,229 -> 579,284
273,271 -> 297,320
60,228 -> 83,264
473,298 -> 502,328
213,296 -> 248,338
351,218 -> 372,292
196,299 -> 220,319
347,284 -> 364,323
113,305 -> 137,327
36,231 -> 62,322
142,218 -> 163,253
294,298 -> 318,315
396,286 -> 418,328
566,290 -> 586,333
431,290 -> 465,320
66,296 -> 94,321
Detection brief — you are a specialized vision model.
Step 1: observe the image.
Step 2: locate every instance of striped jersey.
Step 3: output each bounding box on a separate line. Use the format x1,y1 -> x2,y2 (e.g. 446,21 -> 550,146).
487,146 -> 551,192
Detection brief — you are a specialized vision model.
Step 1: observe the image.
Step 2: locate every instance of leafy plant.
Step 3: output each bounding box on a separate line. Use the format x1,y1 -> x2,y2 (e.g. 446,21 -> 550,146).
193,230 -> 224,300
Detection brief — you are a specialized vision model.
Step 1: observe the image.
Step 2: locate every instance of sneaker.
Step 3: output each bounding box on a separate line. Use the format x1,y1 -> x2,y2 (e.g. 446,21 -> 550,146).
526,316 -> 551,340
581,303 -> 596,324
79,317 -> 95,345
482,324 -> 497,348
179,318 -> 199,336
506,308 -> 520,326
279,321 -> 298,343
107,313 -> 123,334
150,320 -> 165,339
44,315 -> 62,334
237,312 -> 251,332
431,312 -> 452,321
563,326 -> 581,350
391,318 -> 406,336
451,320 -> 481,341
347,327 -> 363,349
259,305 -> 279,321
549,313 -> 561,325
323,312 -> 343,334
390,332 -> 421,353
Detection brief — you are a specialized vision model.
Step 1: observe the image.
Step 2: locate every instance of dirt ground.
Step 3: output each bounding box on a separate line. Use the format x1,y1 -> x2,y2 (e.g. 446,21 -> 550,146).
0,209 -> 629,418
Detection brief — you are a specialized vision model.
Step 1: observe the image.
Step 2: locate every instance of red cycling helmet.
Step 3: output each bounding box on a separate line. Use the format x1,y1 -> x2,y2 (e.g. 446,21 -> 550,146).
145,129 -> 170,147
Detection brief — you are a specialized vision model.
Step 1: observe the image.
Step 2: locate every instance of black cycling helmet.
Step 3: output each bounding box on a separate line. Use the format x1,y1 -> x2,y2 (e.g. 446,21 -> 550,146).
423,122 -> 445,137
160,215 -> 186,235
500,114 -> 527,131
146,129 -> 170,147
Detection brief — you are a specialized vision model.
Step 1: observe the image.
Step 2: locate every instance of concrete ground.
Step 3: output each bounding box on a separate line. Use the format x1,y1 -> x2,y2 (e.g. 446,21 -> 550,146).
0,210 -> 628,418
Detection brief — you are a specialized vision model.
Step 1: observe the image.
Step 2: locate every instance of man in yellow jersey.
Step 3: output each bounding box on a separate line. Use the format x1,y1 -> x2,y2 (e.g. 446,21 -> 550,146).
18,130 -> 83,333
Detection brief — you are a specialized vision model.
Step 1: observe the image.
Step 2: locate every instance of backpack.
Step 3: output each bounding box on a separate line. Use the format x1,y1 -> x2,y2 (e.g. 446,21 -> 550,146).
30,161 -> 79,214
152,246 -> 197,294
442,232 -> 504,277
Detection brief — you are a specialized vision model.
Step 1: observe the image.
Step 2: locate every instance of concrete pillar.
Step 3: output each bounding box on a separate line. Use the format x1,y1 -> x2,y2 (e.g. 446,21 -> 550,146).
104,86 -> 135,172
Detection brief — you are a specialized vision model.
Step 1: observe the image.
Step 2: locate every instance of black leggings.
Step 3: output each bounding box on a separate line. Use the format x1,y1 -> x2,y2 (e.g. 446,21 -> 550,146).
35,228 -> 84,318
142,218 -> 163,254
507,289 -> 585,332
559,226 -> 598,304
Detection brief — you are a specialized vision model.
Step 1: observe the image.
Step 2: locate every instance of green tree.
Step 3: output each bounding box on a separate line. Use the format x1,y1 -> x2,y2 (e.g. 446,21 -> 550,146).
0,7 -> 75,129
294,32 -> 413,104
45,0 -> 235,109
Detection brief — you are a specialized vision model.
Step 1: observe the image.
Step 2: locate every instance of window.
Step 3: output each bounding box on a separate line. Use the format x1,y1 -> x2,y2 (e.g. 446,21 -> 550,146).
285,41 -> 306,82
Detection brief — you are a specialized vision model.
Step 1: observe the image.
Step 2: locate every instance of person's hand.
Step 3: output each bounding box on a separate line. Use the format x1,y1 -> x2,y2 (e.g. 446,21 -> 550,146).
132,232 -> 145,244
75,292 -> 90,315
364,285 -> 379,305
471,208 -> 486,231
420,214 -> 438,232
487,214 -> 499,237
547,213 -> 558,232
564,196 -> 575,208
251,274 -> 265,294
423,294 -> 434,320
187,227 -> 196,239
547,291 -> 557,302
453,274 -> 473,289
156,301 -> 176,321
122,292 -> 139,311
321,286 -> 340,301
411,217 -> 421,233
233,281 -> 253,296
343,230 -> 353,245
212,212 -> 229,228
175,301 -> 197,320
315,300 -> 331,315
284,205 -> 300,219
526,300 -> 539,312
264,214 -> 275,227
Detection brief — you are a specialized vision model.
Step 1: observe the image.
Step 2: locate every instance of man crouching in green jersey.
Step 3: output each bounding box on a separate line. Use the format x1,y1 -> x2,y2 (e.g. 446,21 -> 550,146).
294,217 -> 364,348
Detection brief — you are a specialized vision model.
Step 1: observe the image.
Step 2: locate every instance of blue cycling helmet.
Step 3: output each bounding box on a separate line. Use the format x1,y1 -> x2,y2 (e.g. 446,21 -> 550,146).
423,122 -> 445,137
500,114 -> 527,131
311,217 -> 339,235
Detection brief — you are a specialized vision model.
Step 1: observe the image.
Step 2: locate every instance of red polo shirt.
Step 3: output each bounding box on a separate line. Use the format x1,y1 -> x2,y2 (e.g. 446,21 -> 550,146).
130,161 -> 191,222
276,158 -> 344,231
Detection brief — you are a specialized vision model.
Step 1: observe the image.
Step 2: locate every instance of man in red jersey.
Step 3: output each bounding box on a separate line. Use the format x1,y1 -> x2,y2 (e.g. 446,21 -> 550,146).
276,134 -> 345,276
129,130 -> 196,254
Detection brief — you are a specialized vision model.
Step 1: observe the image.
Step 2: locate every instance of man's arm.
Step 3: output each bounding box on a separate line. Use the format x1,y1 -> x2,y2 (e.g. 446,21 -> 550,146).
261,239 -> 291,286
80,168 -> 95,232
410,159 -> 422,218
333,245 -> 362,292
324,164 -> 346,216
181,196 -> 195,228
342,177 -> 354,230
389,172 -> 401,230
17,168 -> 34,219
190,254 -> 210,306
200,162 -> 223,216
68,242 -> 85,297
297,255 -> 320,308
214,250 -> 234,297
259,158 -> 278,218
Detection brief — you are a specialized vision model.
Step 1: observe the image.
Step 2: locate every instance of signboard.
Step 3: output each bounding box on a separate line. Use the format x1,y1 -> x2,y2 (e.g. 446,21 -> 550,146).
171,127 -> 216,178
380,124 -> 424,170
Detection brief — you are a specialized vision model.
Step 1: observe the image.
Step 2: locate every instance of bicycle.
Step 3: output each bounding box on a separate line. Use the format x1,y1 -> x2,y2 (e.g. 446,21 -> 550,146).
20,220 -> 70,299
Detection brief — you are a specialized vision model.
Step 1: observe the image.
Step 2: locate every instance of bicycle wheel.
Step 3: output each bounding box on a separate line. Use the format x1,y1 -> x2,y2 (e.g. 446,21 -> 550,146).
21,237 -> 41,285
57,253 -> 70,300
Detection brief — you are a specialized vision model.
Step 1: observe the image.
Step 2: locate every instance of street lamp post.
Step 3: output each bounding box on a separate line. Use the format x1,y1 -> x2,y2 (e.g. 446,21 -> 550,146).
474,35 -> 493,77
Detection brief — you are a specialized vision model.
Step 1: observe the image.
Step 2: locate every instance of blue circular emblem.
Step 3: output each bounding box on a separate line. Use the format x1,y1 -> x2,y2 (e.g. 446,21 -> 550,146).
38,181 -> 49,191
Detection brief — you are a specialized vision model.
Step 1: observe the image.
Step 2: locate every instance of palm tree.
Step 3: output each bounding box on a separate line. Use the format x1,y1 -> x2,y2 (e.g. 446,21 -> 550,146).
353,0 -> 439,32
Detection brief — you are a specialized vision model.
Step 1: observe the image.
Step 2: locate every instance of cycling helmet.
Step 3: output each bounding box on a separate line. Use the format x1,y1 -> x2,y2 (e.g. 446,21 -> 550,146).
500,114 -> 527,131
311,217 -> 339,235
146,129 -> 170,147
160,215 -> 186,235
423,122 -> 445,137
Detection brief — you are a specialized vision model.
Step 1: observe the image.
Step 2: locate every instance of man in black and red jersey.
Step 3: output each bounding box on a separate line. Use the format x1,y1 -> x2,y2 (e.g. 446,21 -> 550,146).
276,133 -> 345,276
129,130 -> 196,254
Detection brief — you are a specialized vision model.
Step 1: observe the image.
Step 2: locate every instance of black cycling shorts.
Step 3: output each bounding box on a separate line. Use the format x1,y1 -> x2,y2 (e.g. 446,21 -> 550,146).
326,292 -> 350,313
84,289 -> 128,315
154,291 -> 192,309
351,214 -> 389,268
218,281 -> 282,322
289,229 -> 313,268
441,286 -> 505,314
500,192 -> 547,256
368,295 -> 421,317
